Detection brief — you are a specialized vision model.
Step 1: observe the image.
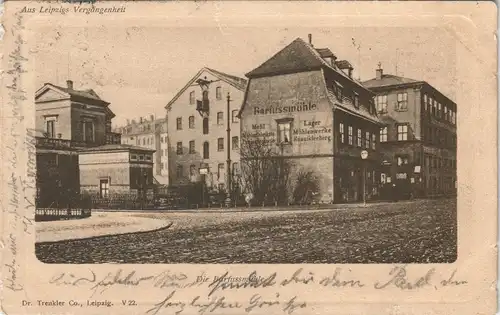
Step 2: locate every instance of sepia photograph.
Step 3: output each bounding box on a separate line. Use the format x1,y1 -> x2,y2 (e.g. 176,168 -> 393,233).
32,25 -> 458,264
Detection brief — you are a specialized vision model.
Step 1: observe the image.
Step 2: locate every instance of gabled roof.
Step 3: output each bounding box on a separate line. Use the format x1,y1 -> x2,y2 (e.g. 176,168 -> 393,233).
362,74 -> 422,89
165,67 -> 248,110
245,37 -> 370,92
315,48 -> 336,59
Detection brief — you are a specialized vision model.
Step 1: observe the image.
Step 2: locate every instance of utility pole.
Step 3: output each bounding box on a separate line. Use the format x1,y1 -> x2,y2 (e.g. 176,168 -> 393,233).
225,92 -> 232,207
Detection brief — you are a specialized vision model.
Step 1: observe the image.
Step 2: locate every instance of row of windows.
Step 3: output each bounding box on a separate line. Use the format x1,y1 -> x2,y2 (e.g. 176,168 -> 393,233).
339,123 -> 377,150
423,94 -> 456,125
423,126 -> 456,148
130,153 -> 152,161
134,136 -> 155,146
379,124 -> 409,142
189,87 -> 224,105
424,155 -> 457,169
176,162 -> 240,179
375,92 -> 408,113
331,83 -> 361,109
176,111 -> 239,131
176,137 -> 240,156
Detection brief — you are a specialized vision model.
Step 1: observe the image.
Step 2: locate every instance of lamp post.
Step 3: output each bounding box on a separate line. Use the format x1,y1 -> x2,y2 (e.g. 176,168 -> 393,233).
360,150 -> 368,207
225,92 -> 233,207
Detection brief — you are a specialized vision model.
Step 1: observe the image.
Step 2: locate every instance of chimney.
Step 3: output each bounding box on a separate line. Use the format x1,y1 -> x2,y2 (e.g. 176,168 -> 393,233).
66,80 -> 74,90
376,68 -> 383,80
308,34 -> 313,46
150,114 -> 154,121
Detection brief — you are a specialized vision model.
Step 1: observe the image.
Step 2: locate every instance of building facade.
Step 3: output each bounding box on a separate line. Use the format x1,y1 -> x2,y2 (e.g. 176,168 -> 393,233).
239,36 -> 382,204
79,144 -> 155,198
35,80 -> 122,205
113,116 -> 169,185
362,67 -> 457,198
164,67 -> 247,192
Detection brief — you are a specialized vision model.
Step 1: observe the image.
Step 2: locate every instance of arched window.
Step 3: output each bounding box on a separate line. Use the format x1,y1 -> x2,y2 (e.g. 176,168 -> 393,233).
203,141 -> 209,159
203,118 -> 209,134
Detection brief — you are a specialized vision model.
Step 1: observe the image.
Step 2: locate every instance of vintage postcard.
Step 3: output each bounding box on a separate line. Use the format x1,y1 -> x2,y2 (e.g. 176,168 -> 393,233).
0,1 -> 497,314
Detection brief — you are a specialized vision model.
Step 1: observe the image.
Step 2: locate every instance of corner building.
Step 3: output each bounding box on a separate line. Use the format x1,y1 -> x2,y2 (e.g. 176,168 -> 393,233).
362,67 -> 457,198
240,36 -> 383,204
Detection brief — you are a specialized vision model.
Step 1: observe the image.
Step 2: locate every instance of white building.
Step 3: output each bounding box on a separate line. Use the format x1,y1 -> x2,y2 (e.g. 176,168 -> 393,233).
164,67 -> 247,192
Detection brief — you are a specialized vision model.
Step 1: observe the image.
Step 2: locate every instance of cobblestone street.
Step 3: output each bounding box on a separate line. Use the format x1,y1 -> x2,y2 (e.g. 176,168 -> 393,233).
35,199 -> 456,264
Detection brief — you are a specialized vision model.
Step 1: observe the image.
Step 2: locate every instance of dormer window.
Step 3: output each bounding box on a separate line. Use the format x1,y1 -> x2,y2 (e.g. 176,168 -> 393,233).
353,93 -> 359,109
335,82 -> 343,102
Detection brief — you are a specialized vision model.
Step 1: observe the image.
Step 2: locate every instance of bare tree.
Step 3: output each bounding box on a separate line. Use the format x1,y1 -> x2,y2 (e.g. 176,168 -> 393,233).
239,132 -> 293,206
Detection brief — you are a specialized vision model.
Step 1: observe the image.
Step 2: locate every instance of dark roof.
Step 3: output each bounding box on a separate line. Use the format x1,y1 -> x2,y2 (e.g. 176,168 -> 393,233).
325,85 -> 382,125
335,60 -> 353,70
315,48 -> 336,59
362,74 -> 421,89
46,83 -> 107,102
246,38 -> 327,78
206,68 -> 248,90
79,144 -> 155,153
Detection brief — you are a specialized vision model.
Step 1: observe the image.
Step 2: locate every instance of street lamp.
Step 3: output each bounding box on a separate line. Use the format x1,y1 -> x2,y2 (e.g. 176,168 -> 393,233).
225,92 -> 233,207
360,150 -> 368,207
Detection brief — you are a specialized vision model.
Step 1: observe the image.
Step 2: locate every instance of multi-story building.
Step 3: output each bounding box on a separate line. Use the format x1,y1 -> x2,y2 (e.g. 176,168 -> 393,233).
35,80 -> 153,204
164,67 -> 247,192
239,35 -> 383,204
362,66 -> 457,198
113,116 -> 169,185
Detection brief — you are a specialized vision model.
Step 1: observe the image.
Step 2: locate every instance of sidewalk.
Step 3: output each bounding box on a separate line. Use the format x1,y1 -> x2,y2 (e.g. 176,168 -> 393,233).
36,212 -> 172,243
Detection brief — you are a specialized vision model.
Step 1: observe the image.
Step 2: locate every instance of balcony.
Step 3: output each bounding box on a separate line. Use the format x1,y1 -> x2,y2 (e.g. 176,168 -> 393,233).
35,137 -> 100,150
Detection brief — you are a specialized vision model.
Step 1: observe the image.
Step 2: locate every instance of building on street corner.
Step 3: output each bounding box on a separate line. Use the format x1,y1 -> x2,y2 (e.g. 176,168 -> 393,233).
239,35 -> 383,205
362,66 -> 457,198
164,67 -> 247,196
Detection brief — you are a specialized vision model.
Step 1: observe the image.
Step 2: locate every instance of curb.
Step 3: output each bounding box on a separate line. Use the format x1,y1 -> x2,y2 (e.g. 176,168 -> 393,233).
36,222 -> 174,245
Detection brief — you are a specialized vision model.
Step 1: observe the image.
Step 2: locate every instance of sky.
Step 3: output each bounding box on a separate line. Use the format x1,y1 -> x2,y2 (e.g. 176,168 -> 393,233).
35,25 -> 456,127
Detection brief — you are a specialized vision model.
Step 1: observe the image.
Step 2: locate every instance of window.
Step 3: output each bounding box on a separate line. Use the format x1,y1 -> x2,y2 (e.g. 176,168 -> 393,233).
376,95 -> 388,113
232,136 -> 239,150
339,123 -> 345,144
357,129 -> 362,147
433,99 -> 437,116
336,85 -> 343,101
164,149 -> 168,156
216,87 -> 222,100
176,117 -> 182,130
142,138 -> 146,146
189,91 -> 195,105
348,126 -> 353,145
371,133 -> 376,150
203,118 -> 209,134
438,102 -> 442,118
365,131 -> 370,149
218,163 -> 224,180
217,112 -> 223,125
160,137 -> 164,143
203,141 -> 209,159
444,106 -> 448,120
396,155 -> 409,166
176,142 -> 183,155
277,120 -> 292,144
46,120 -> 55,138
189,116 -> 195,129
353,94 -> 359,108
452,111 -> 456,125
217,138 -> 224,151
232,110 -> 238,123
131,154 -> 137,161
176,165 -> 183,178
397,124 -> 408,141
145,155 -> 152,161
424,94 -> 428,111
190,164 -> 196,176
380,127 -> 388,142
397,93 -> 408,111
83,120 -> 94,142
99,179 -> 109,198
189,140 -> 195,154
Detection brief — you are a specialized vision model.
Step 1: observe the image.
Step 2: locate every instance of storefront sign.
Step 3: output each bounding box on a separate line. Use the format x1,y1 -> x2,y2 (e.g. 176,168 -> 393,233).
396,173 -> 408,179
253,101 -> 318,115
